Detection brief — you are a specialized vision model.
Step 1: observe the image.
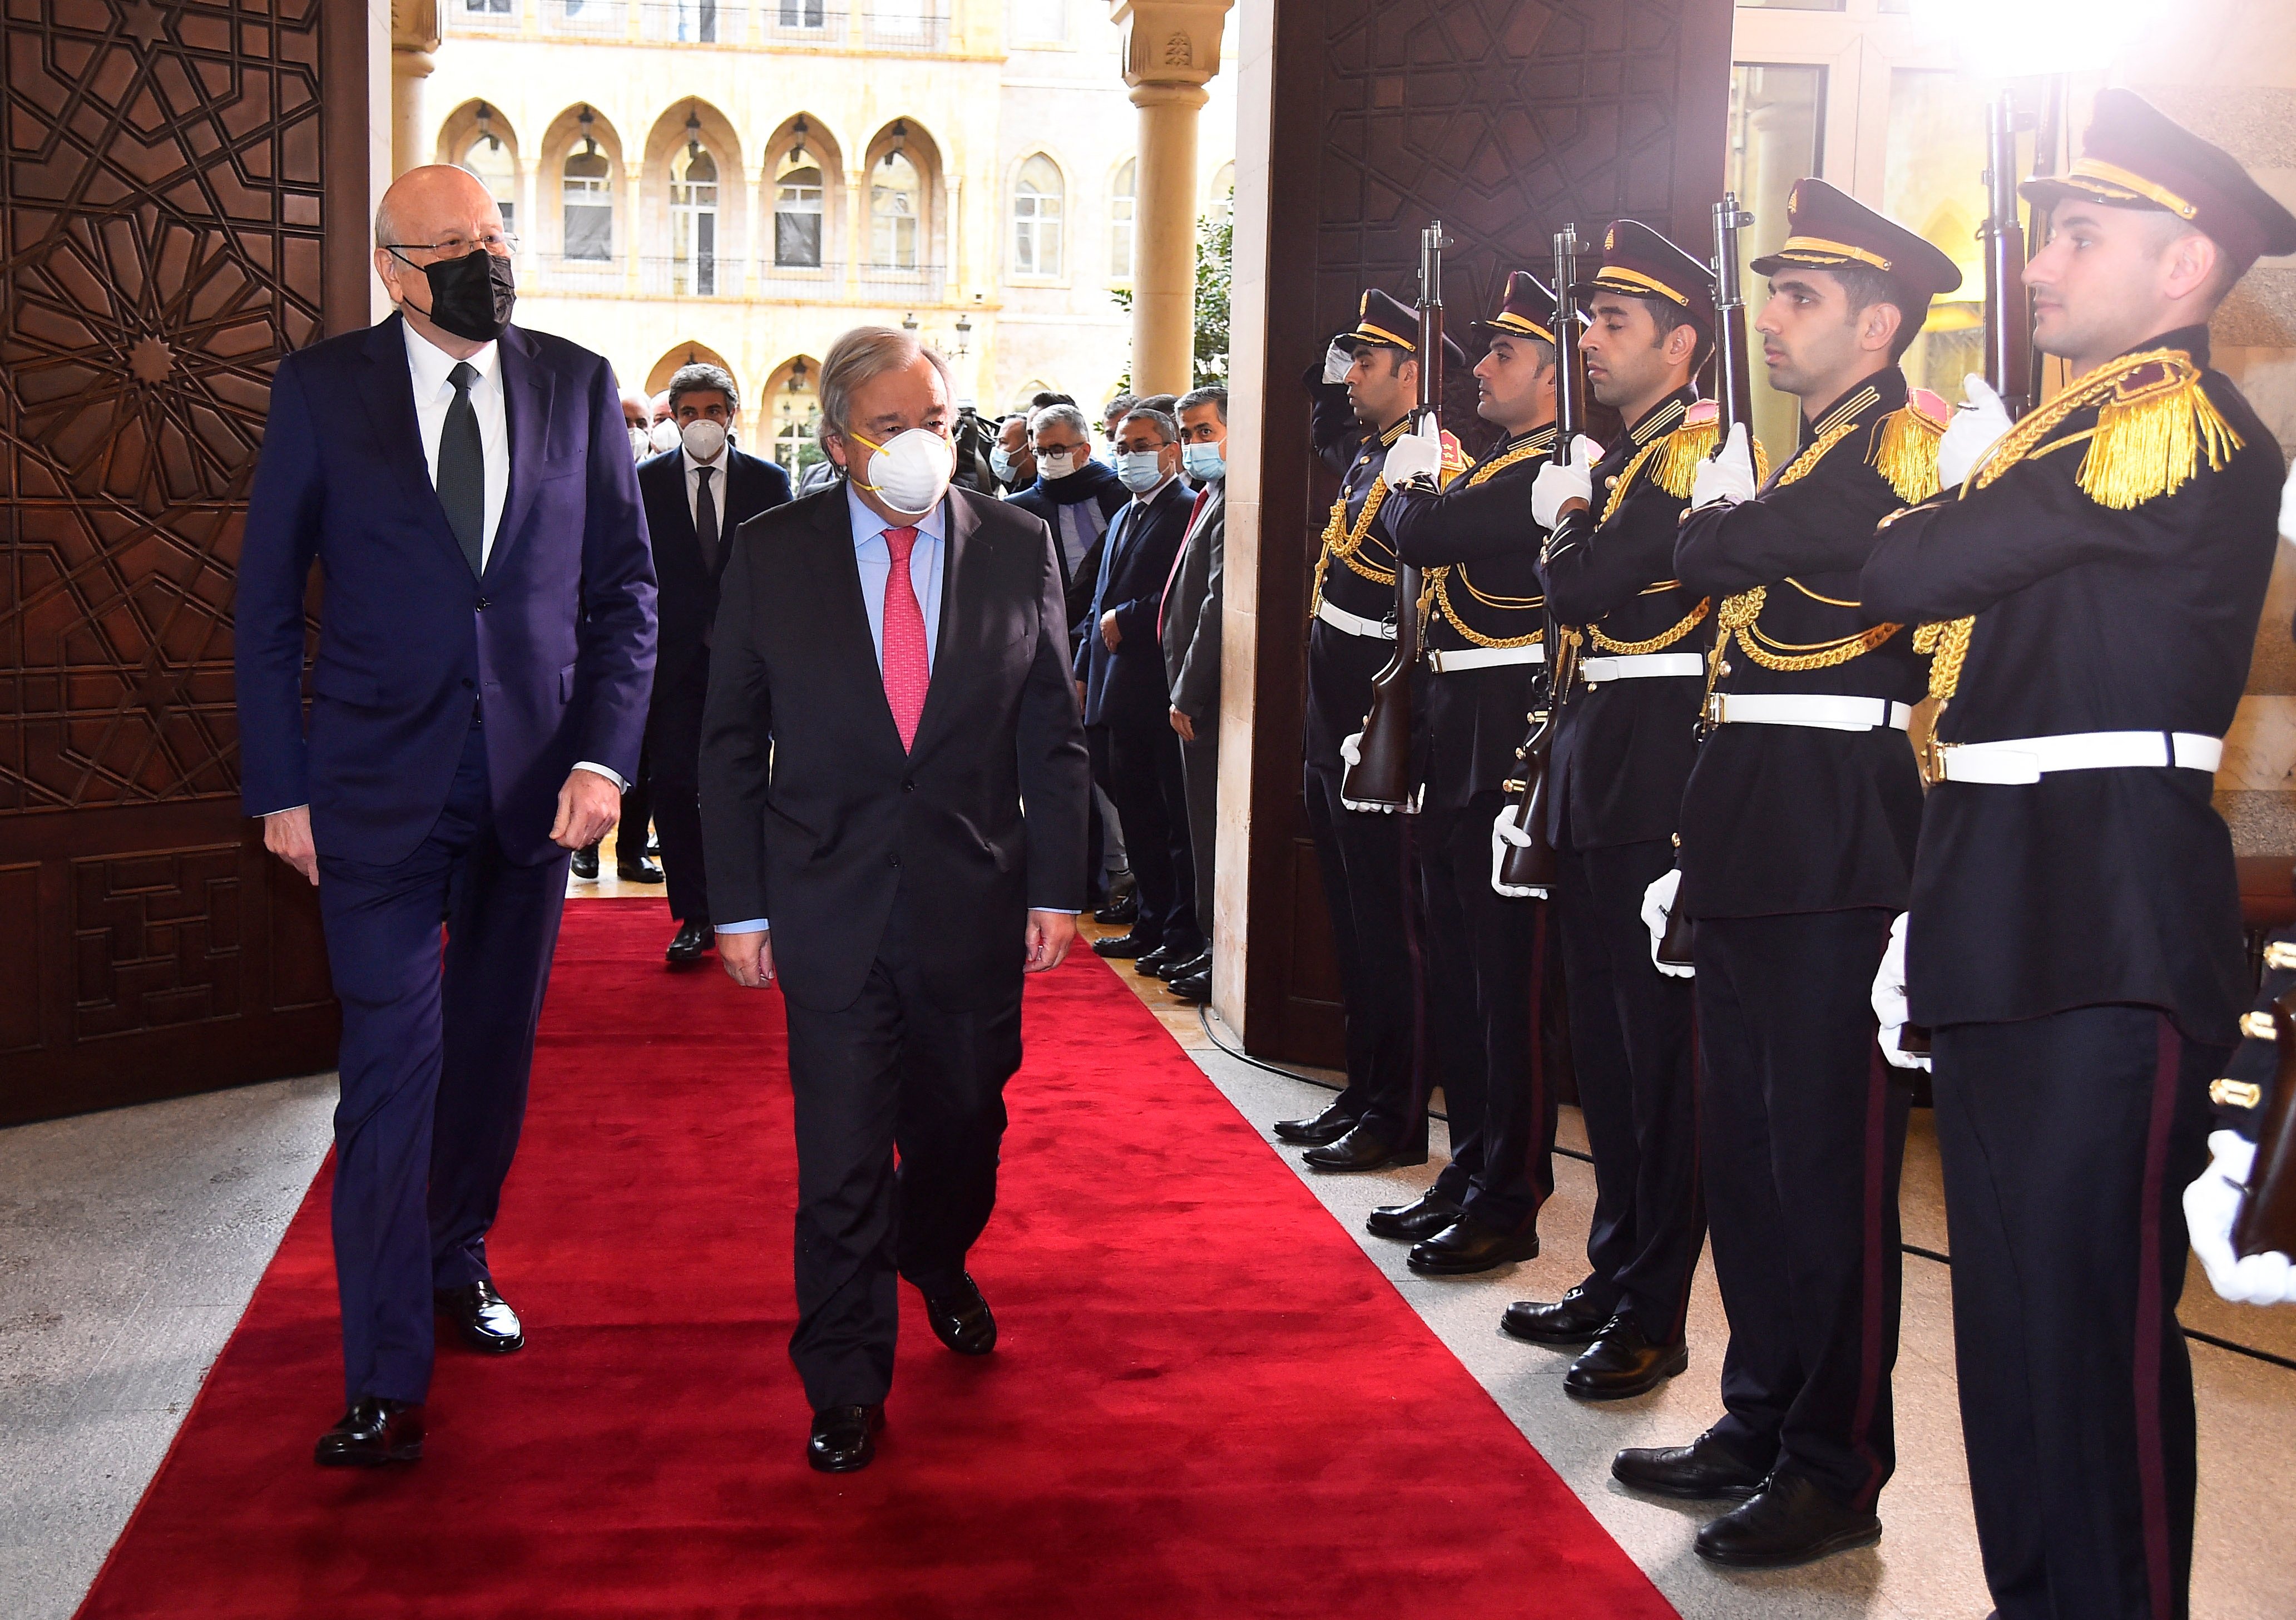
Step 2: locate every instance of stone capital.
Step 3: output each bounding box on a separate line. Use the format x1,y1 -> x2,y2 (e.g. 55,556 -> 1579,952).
1108,0 -> 1230,91
390,0 -> 440,54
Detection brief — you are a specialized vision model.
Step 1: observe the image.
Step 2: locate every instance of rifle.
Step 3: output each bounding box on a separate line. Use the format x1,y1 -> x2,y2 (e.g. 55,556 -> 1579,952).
2235,992 -> 2296,1259
1340,221 -> 1444,813
1493,225 -> 1584,897
1710,192 -> 1756,452
1983,88 -> 2034,422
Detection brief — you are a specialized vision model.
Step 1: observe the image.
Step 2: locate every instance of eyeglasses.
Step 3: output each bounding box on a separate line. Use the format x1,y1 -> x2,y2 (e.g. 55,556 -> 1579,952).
384,231 -> 520,261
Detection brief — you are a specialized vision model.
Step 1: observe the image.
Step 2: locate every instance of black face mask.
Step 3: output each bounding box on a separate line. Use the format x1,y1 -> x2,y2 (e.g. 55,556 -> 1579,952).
404,248 -> 516,343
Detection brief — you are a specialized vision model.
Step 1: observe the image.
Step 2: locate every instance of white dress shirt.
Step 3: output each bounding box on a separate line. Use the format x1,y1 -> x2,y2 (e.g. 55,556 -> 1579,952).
403,320 -> 509,570
682,446 -> 728,530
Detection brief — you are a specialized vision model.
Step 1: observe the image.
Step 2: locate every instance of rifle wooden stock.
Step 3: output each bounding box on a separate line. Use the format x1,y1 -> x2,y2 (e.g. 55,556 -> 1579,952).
1341,222 -> 1446,813
2234,992 -> 2296,1259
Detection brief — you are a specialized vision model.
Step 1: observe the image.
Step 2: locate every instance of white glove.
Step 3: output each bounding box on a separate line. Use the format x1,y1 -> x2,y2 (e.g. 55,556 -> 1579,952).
2186,1130 -> 2296,1306
1640,868 -> 1693,979
1872,911 -> 1931,1072
1490,804 -> 1548,899
1322,341 -> 1355,385
2279,456 -> 2296,540
1382,422 -> 1444,487
1338,730 -> 1363,772
1935,373 -> 2013,491
1690,422 -> 1758,510
1532,443 -> 1599,530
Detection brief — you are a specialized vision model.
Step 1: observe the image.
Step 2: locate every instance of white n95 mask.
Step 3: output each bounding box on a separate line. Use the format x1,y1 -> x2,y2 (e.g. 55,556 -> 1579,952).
851,427 -> 956,517
649,418 -> 680,453
680,418 -> 728,461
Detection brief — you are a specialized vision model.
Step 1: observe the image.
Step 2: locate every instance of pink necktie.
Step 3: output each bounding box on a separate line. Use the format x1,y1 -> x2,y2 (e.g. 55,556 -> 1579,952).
880,526 -> 929,750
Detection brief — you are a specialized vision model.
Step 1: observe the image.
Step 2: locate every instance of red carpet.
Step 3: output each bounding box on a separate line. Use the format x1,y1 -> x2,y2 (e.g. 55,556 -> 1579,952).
77,898 -> 1672,1619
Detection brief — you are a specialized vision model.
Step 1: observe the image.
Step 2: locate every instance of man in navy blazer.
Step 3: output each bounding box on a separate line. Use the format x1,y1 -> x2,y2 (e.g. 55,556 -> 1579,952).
1075,404 -> 1199,972
235,166 -> 656,1467
636,362 -> 790,967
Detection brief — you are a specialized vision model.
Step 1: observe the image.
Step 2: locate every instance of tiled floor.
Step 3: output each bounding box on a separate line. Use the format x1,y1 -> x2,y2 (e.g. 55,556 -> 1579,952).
6,900 -> 2294,1619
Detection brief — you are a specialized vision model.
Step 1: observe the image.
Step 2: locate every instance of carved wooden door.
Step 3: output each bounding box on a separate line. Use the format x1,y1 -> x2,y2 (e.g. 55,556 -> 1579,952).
1,0 -> 372,1124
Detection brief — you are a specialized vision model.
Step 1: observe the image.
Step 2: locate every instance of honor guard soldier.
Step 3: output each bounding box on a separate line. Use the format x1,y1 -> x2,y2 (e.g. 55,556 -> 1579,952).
1366,272 -> 1566,1273
1862,91 -> 2296,1620
1617,180 -> 1961,1567
1509,222 -> 1716,1399
1273,291 -> 1466,1170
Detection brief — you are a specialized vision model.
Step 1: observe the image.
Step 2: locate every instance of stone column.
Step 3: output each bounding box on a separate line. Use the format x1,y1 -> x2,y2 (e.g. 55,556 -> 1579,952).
389,0 -> 439,180
1110,1 -> 1232,397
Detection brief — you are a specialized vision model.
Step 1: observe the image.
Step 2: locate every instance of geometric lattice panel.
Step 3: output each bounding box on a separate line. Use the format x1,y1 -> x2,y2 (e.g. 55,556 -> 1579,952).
2,0 -> 327,813
72,841 -> 240,1038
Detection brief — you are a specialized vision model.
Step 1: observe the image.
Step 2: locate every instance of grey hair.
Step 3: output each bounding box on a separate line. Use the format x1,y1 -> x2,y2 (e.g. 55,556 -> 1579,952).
1028,402 -> 1093,441
1175,385 -> 1228,423
1119,406 -> 1179,446
666,361 -> 740,414
373,194 -> 400,253
818,326 -> 952,449
1101,392 -> 1137,421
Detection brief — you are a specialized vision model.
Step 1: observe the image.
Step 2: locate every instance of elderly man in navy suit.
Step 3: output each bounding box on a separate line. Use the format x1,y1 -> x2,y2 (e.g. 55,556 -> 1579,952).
235,165 -> 656,1468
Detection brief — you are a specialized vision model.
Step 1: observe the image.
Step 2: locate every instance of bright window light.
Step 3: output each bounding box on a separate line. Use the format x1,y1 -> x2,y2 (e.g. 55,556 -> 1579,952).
1905,0 -> 2173,78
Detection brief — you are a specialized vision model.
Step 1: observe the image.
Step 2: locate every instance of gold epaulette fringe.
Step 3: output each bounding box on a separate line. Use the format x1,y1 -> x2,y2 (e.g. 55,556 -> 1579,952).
1649,419 -> 1719,500
1871,401 -> 1947,506
2075,366 -> 2243,510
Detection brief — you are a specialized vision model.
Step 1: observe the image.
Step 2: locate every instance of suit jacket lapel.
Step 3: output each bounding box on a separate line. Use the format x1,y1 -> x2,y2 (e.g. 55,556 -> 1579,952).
354,316 -> 465,572
486,327 -> 552,582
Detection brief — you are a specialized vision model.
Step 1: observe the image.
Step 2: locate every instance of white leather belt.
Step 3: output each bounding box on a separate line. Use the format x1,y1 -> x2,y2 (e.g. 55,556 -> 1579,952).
1316,599 -> 1394,640
1427,643 -> 1545,673
1929,730 -> 2224,785
1705,693 -> 1912,733
1580,652 -> 1703,684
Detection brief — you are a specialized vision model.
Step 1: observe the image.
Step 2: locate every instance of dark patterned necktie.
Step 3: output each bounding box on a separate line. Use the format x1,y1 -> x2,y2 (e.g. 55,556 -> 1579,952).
695,463 -> 719,576
439,360 -> 485,577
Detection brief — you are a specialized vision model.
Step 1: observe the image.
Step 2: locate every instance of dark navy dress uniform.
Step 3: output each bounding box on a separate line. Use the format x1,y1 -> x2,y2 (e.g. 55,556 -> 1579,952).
1385,415 -> 1561,1240
1538,377 -> 1714,1352
1672,362 -> 1942,1515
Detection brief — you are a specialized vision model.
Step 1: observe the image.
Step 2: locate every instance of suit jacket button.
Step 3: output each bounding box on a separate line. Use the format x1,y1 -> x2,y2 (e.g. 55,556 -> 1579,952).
475,596 -> 490,611
888,853 -> 900,869
902,779 -> 916,793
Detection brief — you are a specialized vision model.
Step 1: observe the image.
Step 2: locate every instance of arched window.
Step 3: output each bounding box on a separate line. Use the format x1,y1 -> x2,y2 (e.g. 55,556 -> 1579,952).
562,148 -> 613,260
1208,161 -> 1235,227
872,150 -> 921,269
775,158 -> 824,268
672,145 -> 719,295
1109,158 -> 1135,280
459,131 -> 517,238
1013,154 -> 1063,278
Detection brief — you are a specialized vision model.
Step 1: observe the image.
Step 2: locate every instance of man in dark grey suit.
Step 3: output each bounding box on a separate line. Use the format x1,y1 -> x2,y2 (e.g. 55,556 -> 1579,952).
1158,386 -> 1226,1004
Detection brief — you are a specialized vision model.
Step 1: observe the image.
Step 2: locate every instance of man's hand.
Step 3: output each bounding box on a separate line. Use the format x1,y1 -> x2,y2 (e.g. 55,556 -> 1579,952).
1100,609 -> 1122,650
1025,910 -> 1077,973
1691,422 -> 1759,510
1170,705 -> 1196,742
2186,1130 -> 2296,1306
1381,422 -> 1444,488
719,928 -> 776,989
1532,447 -> 1597,530
550,769 -> 622,851
1076,679 -> 1089,713
1937,373 -> 2013,491
263,806 -> 318,886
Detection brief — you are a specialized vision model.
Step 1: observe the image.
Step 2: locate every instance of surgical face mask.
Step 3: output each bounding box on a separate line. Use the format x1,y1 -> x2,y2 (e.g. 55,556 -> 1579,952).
1181,441 -> 1226,482
400,247 -> 516,343
850,426 -> 956,517
627,424 -> 651,461
650,418 -> 680,453
680,418 -> 728,461
1115,449 -> 1166,493
1038,448 -> 1081,481
988,446 -> 1017,484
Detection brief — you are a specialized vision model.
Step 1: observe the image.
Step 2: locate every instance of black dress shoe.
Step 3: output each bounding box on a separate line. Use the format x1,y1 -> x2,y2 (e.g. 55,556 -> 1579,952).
1408,1214 -> 1540,1275
1564,1315 -> 1689,1401
919,1272 -> 997,1356
807,1404 -> 884,1474
571,844 -> 600,881
1167,967 -> 1211,1004
1301,1120 -> 1429,1172
1366,1191 -> 1464,1241
1695,1472 -> 1881,1568
1500,1286 -> 1614,1346
315,1397 -> 424,1467
1273,1103 -> 1358,1145
665,919 -> 715,969
433,1279 -> 524,1354
1134,944 -> 1181,977
1092,892 -> 1139,926
1612,1428 -> 1770,1500
1155,947 -> 1209,982
1092,928 -> 1152,959
616,856 -> 665,883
